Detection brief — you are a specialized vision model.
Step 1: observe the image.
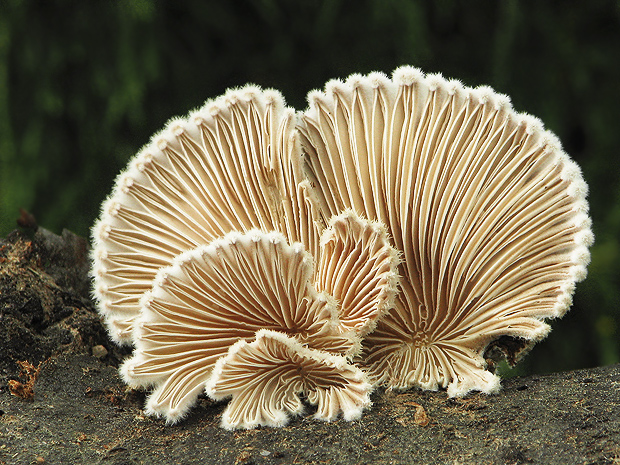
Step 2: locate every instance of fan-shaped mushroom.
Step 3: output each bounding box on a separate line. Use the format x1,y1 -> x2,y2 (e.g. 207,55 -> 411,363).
119,230 -> 347,422
91,86 -> 320,344
93,67 -> 593,428
298,67 -> 593,396
120,214 -> 398,423
206,329 -> 372,430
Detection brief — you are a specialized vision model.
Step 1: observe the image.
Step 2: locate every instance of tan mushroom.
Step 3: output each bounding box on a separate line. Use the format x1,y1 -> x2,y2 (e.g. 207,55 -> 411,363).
119,230 -> 351,423
298,67 -> 593,396
317,209 -> 400,337
91,86 -> 320,344
94,66 -> 593,427
120,213 -> 398,423
206,329 -> 372,430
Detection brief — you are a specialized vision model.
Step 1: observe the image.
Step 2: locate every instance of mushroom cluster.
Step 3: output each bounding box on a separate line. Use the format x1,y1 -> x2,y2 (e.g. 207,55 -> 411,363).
92,67 -> 593,429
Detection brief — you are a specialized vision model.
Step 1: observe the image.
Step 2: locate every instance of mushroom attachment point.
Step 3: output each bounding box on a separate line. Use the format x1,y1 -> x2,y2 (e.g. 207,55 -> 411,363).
206,329 -> 372,430
299,67 -> 593,396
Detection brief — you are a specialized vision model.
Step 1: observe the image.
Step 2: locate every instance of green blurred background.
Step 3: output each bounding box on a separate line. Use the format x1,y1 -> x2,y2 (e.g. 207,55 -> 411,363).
1,0 -> 618,376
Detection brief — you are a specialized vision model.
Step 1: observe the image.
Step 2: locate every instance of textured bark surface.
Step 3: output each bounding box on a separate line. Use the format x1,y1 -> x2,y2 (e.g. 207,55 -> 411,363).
1,227 -> 619,465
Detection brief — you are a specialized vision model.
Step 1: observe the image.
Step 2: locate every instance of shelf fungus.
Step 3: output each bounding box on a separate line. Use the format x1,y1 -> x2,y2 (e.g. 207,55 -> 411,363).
92,86 -> 398,425
92,66 -> 592,428
206,329 -> 372,430
91,86 -> 320,345
299,67 -> 593,397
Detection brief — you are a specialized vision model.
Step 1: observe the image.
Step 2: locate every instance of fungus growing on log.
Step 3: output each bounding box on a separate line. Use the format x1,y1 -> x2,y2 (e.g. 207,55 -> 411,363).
298,67 -> 593,396
92,66 -> 592,428
91,86 -> 319,345
206,329 -> 372,430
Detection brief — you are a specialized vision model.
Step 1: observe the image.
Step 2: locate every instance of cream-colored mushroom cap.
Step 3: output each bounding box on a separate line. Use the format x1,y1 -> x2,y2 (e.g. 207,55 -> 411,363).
206,329 -> 372,430
91,86 -> 320,344
299,67 -> 593,396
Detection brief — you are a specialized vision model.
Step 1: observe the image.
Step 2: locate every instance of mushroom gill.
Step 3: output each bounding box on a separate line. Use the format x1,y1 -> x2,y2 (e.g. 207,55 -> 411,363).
206,329 -> 372,430
120,230 -> 352,423
317,210 -> 400,337
298,67 -> 593,396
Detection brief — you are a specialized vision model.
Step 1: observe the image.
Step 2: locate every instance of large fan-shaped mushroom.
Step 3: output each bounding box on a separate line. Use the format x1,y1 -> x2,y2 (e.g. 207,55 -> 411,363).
92,66 -> 593,428
91,86 -> 320,344
298,67 -> 593,396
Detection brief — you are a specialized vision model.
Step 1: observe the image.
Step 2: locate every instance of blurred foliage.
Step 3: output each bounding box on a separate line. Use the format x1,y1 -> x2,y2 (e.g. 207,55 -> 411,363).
1,0 -> 618,375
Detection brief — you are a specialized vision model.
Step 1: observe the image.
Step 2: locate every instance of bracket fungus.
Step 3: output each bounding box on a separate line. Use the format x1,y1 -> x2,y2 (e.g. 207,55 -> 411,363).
207,329 -> 372,430
92,86 -> 320,345
92,66 -> 592,428
298,67 -> 593,396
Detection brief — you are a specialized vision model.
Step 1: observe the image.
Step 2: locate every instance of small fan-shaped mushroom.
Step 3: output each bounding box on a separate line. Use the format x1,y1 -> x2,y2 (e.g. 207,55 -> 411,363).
299,67 -> 593,396
91,86 -> 320,344
206,329 -> 372,430
317,210 -> 400,336
120,230 -> 354,423
121,215 -> 399,423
